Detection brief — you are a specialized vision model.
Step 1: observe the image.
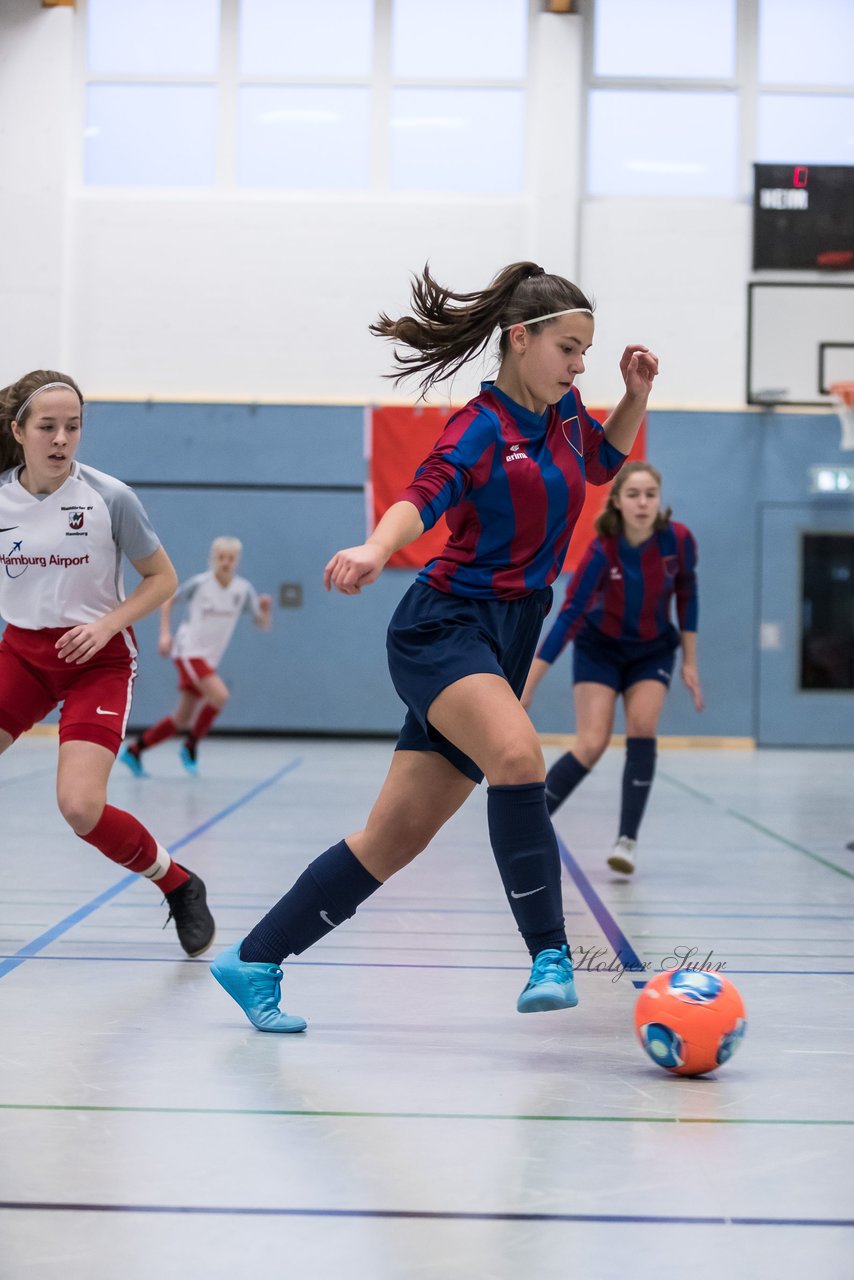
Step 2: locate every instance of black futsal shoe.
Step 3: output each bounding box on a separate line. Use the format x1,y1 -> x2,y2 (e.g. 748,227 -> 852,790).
165,869 -> 216,956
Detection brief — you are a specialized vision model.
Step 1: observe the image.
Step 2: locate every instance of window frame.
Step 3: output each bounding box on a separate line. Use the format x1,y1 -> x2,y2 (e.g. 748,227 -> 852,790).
78,0 -> 533,195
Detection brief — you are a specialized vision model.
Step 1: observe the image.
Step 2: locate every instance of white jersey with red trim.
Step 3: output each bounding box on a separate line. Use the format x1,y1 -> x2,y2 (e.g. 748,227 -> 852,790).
170,571 -> 261,667
0,462 -> 160,629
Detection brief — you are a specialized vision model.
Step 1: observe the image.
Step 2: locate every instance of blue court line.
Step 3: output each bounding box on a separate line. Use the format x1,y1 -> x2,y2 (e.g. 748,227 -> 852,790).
0,1201 -> 850,1228
0,759 -> 302,982
555,833 -> 648,986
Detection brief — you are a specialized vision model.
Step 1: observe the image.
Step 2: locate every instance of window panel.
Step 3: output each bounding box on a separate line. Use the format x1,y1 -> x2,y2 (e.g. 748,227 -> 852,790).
759,0 -> 854,85
86,0 -> 219,75
758,95 -> 854,164
390,88 -> 525,193
237,87 -> 371,188
239,0 -> 374,77
588,90 -> 739,196
391,0 -> 527,79
593,0 -> 736,79
85,86 -> 217,186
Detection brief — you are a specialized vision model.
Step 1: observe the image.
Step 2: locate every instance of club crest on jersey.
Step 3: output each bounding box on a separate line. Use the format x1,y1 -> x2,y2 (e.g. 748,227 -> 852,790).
505,443 -> 530,463
68,511 -> 84,530
662,554 -> 678,577
561,415 -> 583,457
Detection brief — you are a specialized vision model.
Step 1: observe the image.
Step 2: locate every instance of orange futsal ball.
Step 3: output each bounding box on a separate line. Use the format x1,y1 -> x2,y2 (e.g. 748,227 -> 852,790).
634,969 -> 746,1077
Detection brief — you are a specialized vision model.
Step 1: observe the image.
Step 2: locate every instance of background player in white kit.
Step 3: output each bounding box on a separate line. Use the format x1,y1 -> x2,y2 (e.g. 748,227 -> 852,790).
120,537 -> 272,776
0,369 -> 216,956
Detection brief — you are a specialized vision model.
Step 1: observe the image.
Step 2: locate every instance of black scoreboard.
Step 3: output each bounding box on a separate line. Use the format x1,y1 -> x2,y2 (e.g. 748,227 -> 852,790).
752,164 -> 854,271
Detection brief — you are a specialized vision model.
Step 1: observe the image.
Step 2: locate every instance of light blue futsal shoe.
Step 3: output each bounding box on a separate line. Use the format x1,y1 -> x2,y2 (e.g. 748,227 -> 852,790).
179,742 -> 199,777
210,941 -> 307,1033
517,945 -> 579,1013
118,744 -> 147,778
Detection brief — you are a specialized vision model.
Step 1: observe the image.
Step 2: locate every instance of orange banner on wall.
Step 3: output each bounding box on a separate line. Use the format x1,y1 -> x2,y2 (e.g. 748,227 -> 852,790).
368,405 -> 456,569
367,406 -> 646,572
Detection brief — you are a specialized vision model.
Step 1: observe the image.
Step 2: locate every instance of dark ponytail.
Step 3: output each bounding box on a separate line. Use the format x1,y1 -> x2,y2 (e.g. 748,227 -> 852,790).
370,261 -> 593,396
0,370 -> 84,472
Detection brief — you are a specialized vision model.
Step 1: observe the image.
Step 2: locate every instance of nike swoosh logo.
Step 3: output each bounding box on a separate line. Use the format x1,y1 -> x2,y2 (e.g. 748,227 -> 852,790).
0,526 -> 19,533
631,780 -> 652,787
510,885 -> 546,899
96,707 -> 119,716
319,909 -> 336,927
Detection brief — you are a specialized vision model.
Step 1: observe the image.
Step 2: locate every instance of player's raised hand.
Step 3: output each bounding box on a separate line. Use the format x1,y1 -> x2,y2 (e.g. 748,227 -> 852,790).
620,345 -> 659,399
324,543 -> 387,595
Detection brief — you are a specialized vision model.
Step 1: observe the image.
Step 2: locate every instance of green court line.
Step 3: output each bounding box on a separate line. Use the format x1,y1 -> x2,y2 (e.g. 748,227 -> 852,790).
0,1103 -> 850,1126
660,772 -> 854,881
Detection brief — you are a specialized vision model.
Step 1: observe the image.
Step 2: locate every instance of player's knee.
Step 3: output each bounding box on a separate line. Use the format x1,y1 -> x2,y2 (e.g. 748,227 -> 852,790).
626,723 -> 658,741
487,737 -> 545,786
355,824 -> 429,876
575,735 -> 608,767
56,788 -> 105,835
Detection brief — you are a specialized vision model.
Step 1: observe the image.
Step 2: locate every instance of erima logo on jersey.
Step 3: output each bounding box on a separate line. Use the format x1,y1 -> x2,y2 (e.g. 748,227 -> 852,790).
609,567 -> 622,580
505,444 -> 529,463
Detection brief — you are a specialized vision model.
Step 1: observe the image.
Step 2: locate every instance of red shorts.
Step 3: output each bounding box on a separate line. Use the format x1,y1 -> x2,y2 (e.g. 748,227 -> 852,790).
0,624 -> 137,754
174,656 -> 216,695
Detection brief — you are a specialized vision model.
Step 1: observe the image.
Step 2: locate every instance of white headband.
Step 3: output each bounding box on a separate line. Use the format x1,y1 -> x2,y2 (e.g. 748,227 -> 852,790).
501,307 -> 593,332
15,381 -> 81,422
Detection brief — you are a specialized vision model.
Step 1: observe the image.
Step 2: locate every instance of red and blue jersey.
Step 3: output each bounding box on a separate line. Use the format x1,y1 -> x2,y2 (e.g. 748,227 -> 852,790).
537,521 -> 698,662
398,383 -> 625,600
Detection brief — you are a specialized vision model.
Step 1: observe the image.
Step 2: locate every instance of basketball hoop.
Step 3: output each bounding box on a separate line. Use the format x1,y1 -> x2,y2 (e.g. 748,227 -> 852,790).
830,382 -> 854,451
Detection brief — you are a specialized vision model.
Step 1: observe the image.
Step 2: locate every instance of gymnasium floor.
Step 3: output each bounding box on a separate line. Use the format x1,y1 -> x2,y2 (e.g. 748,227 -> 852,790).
1,735 -> 853,1279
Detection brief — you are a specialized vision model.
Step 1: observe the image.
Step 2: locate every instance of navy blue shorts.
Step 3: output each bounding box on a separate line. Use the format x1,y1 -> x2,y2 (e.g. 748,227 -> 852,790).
572,630 -> 678,694
387,581 -> 553,784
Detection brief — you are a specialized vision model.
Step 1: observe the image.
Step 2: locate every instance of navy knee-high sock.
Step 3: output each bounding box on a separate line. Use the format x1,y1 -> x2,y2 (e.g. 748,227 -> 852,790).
487,782 -> 567,959
619,737 -> 657,840
239,840 -> 381,964
544,751 -> 590,815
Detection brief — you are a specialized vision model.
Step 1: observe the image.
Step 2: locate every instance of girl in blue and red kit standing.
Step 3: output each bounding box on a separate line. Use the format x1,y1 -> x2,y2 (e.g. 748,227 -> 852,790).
522,461 -> 703,876
211,261 -> 659,1032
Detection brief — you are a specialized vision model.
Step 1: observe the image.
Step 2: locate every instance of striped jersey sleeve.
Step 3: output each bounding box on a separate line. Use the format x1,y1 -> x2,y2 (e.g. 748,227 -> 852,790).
537,539 -> 608,663
579,402 -> 626,486
673,522 -> 699,631
397,405 -> 497,532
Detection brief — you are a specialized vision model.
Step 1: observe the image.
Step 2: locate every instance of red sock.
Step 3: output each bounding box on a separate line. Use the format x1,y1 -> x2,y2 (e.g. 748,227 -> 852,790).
78,805 -> 189,894
140,716 -> 178,750
191,703 -> 219,741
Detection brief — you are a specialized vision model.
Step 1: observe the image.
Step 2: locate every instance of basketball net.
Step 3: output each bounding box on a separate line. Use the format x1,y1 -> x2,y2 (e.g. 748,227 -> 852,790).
830,382 -> 854,452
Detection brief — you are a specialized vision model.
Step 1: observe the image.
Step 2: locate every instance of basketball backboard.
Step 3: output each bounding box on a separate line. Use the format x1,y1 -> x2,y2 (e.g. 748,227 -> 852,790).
747,281 -> 854,407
